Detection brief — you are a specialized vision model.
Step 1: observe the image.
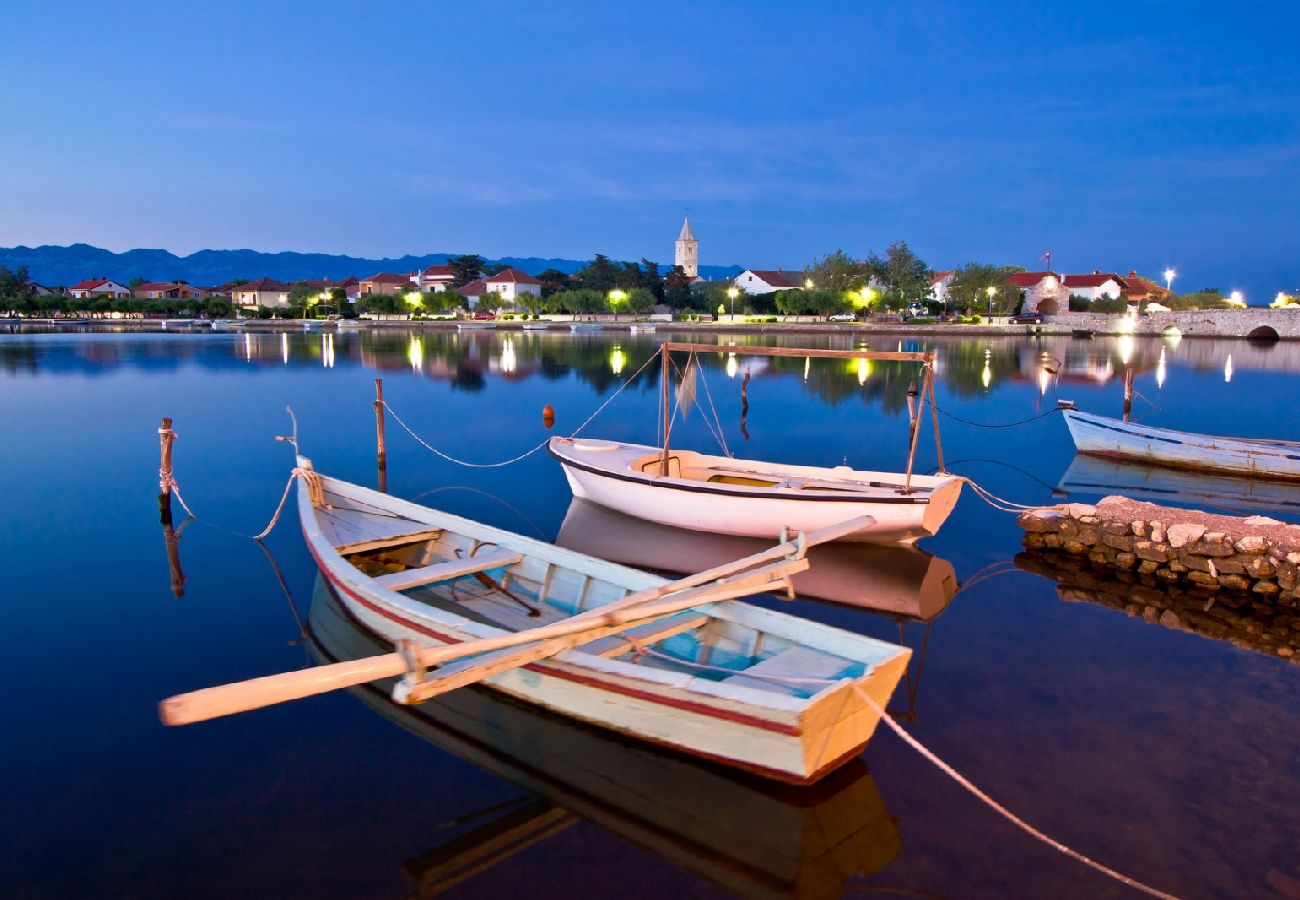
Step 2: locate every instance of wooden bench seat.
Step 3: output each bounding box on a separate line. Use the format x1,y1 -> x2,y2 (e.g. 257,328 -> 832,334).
373,549 -> 523,592
577,611 -> 710,658
336,529 -> 443,556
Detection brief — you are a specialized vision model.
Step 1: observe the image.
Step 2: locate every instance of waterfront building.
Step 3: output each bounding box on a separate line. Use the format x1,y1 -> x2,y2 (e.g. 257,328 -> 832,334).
68,278 -> 131,299
930,270 -> 955,306
131,282 -> 207,301
359,272 -> 413,295
416,265 -> 455,292
734,269 -> 804,295
675,216 -> 699,278
1005,271 -> 1068,315
1062,272 -> 1125,303
485,267 -> 543,303
231,277 -> 291,308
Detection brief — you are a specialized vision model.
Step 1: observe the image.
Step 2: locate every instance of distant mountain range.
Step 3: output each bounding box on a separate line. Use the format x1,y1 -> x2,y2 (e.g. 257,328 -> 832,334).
0,243 -> 743,287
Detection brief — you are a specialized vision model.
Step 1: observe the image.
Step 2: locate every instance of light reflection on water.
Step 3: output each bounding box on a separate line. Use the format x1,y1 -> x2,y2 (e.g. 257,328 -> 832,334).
0,325 -> 1297,898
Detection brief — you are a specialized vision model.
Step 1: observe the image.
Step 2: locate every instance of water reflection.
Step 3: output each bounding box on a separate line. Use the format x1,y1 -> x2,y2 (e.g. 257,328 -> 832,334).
307,578 -> 902,898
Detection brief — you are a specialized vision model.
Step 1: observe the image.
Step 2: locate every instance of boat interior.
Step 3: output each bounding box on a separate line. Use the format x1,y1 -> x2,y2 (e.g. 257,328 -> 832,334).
625,449 -> 936,495
316,485 -> 873,700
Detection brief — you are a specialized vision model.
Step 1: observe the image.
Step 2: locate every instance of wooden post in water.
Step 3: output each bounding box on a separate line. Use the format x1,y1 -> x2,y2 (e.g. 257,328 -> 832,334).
1122,368 -> 1134,422
158,416 -> 176,526
374,378 -> 388,493
739,372 -> 751,441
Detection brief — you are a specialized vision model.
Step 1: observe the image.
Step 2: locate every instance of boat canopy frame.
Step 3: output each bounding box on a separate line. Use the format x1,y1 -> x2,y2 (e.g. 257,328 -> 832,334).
655,342 -> 945,492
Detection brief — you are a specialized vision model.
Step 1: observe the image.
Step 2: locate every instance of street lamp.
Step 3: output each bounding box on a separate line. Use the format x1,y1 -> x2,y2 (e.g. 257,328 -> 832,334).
986,285 -> 996,320
1163,268 -> 1176,292
726,286 -> 738,321
804,278 -> 814,290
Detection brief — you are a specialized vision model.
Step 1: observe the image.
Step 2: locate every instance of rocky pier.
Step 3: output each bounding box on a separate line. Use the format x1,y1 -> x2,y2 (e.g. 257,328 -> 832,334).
1018,496 -> 1300,660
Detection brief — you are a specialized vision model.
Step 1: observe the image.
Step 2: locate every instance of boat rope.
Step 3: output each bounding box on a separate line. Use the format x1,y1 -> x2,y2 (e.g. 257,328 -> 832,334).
935,404 -> 1062,429
615,641 -> 1177,900
161,466 -> 323,542
694,354 -> 732,458
954,476 -> 1058,514
380,350 -> 659,468
670,351 -> 731,457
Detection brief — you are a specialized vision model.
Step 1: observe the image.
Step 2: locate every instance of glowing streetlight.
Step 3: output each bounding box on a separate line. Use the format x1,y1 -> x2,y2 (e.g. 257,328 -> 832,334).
804,278 -> 814,290
985,285 -> 996,320
726,286 -> 739,321
1229,290 -> 1245,307
1163,268 -> 1176,292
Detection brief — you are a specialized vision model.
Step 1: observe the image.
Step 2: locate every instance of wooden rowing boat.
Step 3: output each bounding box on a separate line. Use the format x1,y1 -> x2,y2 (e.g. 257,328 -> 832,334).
550,437 -> 962,543
1062,407 -> 1300,481
1057,453 -> 1300,520
556,498 -> 958,619
552,342 -> 963,542
306,578 -> 902,897
286,461 -> 911,784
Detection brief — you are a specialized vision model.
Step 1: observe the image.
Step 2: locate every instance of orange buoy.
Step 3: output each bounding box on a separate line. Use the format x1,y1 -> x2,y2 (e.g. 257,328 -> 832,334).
542,403 -> 556,429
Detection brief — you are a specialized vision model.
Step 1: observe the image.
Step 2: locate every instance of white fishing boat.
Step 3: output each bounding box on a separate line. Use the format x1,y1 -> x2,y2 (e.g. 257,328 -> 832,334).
335,318 -> 366,329
549,343 -> 963,543
1061,405 -> 1300,481
457,321 -> 496,331
629,322 -> 657,334
522,321 -> 551,330
160,461 -> 912,784
306,579 -> 902,898
569,322 -> 604,333
557,499 -> 958,618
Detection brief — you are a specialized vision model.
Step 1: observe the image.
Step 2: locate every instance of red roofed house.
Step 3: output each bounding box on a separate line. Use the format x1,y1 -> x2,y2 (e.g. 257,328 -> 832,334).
1062,272 -> 1124,303
1118,271 -> 1171,303
68,278 -> 131,299
359,272 -> 415,296
232,278 -> 292,309
1004,271 -> 1068,315
734,269 -> 805,295
930,270 -> 955,307
131,282 -> 206,301
416,265 -> 455,293
484,268 -> 542,304
458,278 -> 488,308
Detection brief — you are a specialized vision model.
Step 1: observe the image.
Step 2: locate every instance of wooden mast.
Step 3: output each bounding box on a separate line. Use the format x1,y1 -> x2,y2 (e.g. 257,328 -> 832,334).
659,343 -> 671,476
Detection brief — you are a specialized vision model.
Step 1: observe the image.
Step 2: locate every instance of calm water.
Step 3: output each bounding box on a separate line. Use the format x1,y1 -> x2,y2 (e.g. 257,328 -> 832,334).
1,326 -> 1297,899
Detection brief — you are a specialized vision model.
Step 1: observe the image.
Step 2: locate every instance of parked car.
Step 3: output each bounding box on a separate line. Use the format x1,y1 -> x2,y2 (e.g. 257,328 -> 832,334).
828,312 -> 855,322
472,311 -> 498,320
1009,313 -> 1044,324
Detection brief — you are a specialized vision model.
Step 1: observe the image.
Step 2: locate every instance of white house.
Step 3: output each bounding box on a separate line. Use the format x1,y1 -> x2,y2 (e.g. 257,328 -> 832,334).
416,265 -> 455,293
734,269 -> 805,295
1004,271 -> 1069,315
930,270 -> 955,307
1062,272 -> 1125,303
68,278 -> 131,299
485,268 -> 542,303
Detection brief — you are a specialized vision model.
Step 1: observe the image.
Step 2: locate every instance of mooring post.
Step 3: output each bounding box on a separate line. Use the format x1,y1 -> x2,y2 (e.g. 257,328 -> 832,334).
1122,368 -> 1134,422
158,416 -> 176,526
374,378 -> 388,493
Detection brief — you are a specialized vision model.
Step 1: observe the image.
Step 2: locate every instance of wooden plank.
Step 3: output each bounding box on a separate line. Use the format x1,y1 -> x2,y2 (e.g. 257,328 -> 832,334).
374,549 -> 524,592
578,612 -> 710,658
336,529 -> 444,556
660,342 -> 932,363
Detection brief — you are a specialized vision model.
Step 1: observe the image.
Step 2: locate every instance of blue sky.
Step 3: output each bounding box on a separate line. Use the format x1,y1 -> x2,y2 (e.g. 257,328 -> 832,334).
4,0 -> 1298,298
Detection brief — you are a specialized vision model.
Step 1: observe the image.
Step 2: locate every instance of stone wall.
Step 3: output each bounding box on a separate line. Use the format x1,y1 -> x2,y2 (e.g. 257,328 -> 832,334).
1044,308 -> 1300,339
1018,497 -> 1300,660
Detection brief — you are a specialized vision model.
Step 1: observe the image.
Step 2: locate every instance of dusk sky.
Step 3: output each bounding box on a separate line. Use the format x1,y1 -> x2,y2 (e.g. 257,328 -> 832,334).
6,0 -> 1298,298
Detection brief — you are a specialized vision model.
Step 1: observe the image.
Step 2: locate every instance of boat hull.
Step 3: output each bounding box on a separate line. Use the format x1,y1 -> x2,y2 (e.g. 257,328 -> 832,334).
550,440 -> 961,543
1063,409 -> 1300,481
297,473 -> 911,784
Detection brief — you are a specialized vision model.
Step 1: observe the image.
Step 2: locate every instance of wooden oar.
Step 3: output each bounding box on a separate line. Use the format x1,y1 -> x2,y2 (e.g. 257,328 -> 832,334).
159,514 -> 873,726
395,560 -> 808,703
159,555 -> 807,726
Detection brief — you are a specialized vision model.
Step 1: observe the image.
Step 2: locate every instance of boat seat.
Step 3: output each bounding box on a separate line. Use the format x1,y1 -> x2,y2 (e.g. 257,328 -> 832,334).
336,529 -> 443,556
577,611 -> 711,658
373,549 -> 523,592
722,646 -> 856,697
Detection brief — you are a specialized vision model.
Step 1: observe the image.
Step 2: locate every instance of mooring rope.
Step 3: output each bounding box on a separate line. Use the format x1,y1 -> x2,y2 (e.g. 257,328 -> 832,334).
936,405 -> 1063,429
955,476 -> 1057,513
617,641 -> 1178,900
381,350 -> 659,468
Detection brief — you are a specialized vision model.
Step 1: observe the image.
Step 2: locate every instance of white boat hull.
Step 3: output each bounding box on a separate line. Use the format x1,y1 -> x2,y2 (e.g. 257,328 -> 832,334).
1063,409 -> 1300,481
297,470 -> 911,784
549,438 -> 962,543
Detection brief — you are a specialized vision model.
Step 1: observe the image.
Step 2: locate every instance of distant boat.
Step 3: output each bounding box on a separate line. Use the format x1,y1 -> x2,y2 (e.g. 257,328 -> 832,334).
285,463 -> 912,784
456,321 -> 496,331
301,319 -> 325,329
335,318 -> 366,329
162,319 -> 210,330
1062,406 -> 1300,481
1057,454 -> 1300,519
556,499 -> 958,620
522,321 -> 551,330
1071,329 -> 1096,339
569,323 -> 604,333
629,323 -> 657,334
306,579 -> 903,896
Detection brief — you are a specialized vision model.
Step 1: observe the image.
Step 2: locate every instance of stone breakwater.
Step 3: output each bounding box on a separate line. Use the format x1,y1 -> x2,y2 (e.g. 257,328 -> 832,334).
1018,496 -> 1300,659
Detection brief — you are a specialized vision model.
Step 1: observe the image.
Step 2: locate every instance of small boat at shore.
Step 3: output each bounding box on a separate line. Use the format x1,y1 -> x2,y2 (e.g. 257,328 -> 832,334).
629,323 -> 657,334
307,578 -> 902,896
569,323 -> 603,333
457,321 -> 496,331
161,462 -> 912,784
549,343 -> 963,543
1062,405 -> 1300,481
335,318 -> 366,329
522,321 -> 551,330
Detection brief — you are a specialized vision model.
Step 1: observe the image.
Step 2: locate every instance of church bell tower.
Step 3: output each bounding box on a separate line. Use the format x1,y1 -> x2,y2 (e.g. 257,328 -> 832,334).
675,216 -> 699,278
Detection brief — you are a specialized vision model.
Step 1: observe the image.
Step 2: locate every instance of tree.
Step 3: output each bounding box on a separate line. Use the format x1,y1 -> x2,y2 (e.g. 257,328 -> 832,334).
129,277 -> 147,288
574,254 -> 620,293
664,265 -> 692,309
804,250 -> 866,294
536,268 -> 571,297
288,282 -> 322,313
865,241 -> 932,307
516,291 -> 544,317
946,263 -> 1013,314
483,262 -> 508,277
639,259 -> 664,300
448,254 -> 486,287
627,287 -> 656,317
0,265 -> 31,296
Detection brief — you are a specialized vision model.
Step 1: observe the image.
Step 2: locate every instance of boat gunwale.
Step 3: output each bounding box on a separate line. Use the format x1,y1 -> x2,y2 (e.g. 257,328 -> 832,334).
1065,409 -> 1300,456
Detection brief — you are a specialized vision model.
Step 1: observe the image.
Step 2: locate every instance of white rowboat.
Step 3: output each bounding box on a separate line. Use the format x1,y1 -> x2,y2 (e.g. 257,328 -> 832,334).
549,437 -> 963,543
1062,407 -> 1300,482
292,463 -> 911,784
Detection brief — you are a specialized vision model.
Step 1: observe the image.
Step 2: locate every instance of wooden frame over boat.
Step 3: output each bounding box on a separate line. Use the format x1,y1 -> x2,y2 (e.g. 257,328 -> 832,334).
549,342 -> 963,542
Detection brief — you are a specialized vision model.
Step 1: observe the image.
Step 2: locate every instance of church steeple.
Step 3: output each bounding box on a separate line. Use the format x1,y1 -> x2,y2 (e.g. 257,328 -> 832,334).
675,215 -> 699,277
